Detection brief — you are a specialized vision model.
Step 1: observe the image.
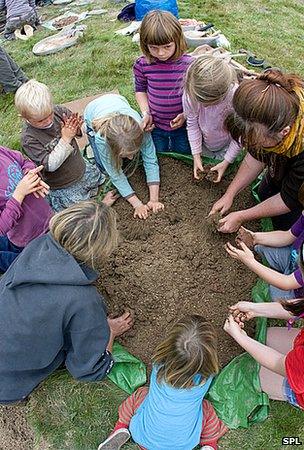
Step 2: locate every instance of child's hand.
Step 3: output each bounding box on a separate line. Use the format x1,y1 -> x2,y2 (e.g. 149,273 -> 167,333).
235,226 -> 256,249
147,200 -> 164,213
193,154 -> 204,179
224,241 -> 255,264
134,203 -> 149,220
141,112 -> 154,132
224,315 -> 247,339
61,114 -> 81,143
170,113 -> 185,130
13,171 -> 44,203
210,160 -> 230,183
229,301 -> 257,322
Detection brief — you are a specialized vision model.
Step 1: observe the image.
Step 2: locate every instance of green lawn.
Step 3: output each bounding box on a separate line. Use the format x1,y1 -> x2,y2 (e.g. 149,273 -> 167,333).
2,0 -> 304,448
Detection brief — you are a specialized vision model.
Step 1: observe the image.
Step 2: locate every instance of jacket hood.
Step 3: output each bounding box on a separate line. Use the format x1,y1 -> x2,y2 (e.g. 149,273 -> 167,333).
5,232 -> 98,289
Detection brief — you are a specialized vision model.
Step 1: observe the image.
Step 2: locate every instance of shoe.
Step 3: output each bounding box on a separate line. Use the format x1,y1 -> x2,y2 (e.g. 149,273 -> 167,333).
201,446 -> 216,450
97,429 -> 131,450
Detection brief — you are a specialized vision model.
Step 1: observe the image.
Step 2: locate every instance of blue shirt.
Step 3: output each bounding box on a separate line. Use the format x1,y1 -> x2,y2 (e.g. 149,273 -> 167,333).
84,94 -> 160,198
129,367 -> 213,450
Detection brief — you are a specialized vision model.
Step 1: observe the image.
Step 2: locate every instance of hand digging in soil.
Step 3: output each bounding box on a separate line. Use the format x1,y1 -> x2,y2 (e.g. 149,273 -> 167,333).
235,226 -> 255,249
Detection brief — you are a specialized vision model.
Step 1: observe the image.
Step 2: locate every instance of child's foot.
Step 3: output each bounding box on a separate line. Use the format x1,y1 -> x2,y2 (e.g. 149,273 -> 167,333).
98,428 -> 130,450
102,190 -> 120,207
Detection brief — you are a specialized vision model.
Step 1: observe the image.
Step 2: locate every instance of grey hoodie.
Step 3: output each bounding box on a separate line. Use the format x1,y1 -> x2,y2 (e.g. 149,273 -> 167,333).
0,232 -> 113,403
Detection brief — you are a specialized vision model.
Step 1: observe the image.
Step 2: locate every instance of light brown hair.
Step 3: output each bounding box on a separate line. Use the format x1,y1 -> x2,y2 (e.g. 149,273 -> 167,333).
49,200 -> 119,268
226,69 -> 304,149
140,10 -> 187,63
185,55 -> 237,105
152,315 -> 219,388
92,113 -> 144,171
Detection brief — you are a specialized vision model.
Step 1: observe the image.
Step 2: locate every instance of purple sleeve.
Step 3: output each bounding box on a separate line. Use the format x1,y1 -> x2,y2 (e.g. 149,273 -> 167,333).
133,58 -> 148,93
293,269 -> 304,287
291,213 -> 304,237
0,197 -> 23,236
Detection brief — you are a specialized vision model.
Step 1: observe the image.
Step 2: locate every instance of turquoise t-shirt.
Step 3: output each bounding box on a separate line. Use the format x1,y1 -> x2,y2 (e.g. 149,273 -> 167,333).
129,366 -> 213,450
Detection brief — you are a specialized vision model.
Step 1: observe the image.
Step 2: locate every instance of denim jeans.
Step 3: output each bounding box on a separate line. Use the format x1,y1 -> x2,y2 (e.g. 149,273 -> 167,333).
0,236 -> 23,272
151,125 -> 191,154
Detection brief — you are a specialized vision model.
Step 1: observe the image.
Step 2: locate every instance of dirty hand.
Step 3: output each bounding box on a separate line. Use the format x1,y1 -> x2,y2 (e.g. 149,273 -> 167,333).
217,211 -> 244,233
102,190 -> 120,207
147,200 -> 164,213
170,113 -> 185,130
235,226 -> 256,249
229,301 -> 257,323
224,241 -> 255,264
209,193 -> 233,217
13,171 -> 44,203
193,154 -> 204,180
224,314 -> 247,339
141,112 -> 154,132
134,203 -> 150,220
108,311 -> 134,337
210,160 -> 230,183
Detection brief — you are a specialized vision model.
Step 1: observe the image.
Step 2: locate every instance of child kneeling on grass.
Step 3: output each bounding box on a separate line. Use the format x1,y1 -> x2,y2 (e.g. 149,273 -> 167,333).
98,315 -> 228,450
225,213 -> 304,301
15,80 -> 115,212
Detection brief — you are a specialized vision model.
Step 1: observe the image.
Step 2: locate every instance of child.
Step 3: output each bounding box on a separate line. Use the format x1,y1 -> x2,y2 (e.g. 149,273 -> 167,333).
0,0 -> 39,40
225,216 -> 304,301
133,10 -> 193,154
98,315 -> 228,450
0,47 -> 28,93
84,93 -> 163,220
15,80 -> 112,212
183,55 -> 242,182
225,298 -> 304,410
0,146 -> 52,272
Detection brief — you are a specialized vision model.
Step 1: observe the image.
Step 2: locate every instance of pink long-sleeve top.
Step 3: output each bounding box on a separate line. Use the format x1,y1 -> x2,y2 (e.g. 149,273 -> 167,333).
182,84 -> 241,163
0,147 -> 52,247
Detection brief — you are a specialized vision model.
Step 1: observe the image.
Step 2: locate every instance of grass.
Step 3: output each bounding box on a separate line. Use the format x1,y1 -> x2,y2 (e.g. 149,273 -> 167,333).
1,0 -> 304,448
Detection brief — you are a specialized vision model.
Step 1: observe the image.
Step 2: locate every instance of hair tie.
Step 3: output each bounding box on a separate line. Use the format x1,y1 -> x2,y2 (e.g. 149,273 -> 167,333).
287,311 -> 304,330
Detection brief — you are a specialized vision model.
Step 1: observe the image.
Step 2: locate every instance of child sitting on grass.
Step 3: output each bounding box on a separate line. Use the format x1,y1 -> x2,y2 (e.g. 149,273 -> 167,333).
183,55 -> 242,182
225,215 -> 304,300
0,146 -> 51,272
98,315 -> 228,450
15,80 -> 114,212
133,10 -> 193,154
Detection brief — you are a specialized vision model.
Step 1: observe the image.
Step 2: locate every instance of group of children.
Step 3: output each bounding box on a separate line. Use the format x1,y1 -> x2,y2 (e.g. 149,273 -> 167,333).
1,7 -> 304,450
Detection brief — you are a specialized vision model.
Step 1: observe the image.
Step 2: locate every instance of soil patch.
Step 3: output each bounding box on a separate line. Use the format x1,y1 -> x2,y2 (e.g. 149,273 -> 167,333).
98,157 -> 257,368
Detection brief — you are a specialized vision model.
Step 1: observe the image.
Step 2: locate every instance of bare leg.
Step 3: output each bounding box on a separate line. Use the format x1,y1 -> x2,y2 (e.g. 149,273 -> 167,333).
259,327 -> 299,400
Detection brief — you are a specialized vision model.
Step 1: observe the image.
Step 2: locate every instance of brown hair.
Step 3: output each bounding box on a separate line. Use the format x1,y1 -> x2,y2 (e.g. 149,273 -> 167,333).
92,113 -> 143,171
226,69 -> 304,149
50,200 -> 119,269
152,315 -> 219,388
140,10 -> 187,63
281,298 -> 304,317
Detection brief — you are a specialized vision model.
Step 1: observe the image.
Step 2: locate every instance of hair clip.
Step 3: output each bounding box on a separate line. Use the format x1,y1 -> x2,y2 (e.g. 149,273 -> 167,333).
261,85 -> 270,93
287,311 -> 304,330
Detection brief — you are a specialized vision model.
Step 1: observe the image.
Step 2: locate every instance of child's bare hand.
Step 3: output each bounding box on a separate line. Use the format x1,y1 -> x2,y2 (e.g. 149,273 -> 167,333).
141,112 -> 154,132
147,200 -> 164,213
13,171 -> 43,203
209,160 -> 230,183
134,203 -> 149,220
107,311 -> 134,337
224,241 -> 255,264
61,114 -> 80,142
193,154 -> 204,180
224,314 -> 247,339
235,226 -> 255,249
229,301 -> 257,322
170,113 -> 185,129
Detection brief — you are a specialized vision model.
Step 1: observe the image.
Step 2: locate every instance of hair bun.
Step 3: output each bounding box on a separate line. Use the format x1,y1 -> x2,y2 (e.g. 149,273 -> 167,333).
259,69 -> 298,92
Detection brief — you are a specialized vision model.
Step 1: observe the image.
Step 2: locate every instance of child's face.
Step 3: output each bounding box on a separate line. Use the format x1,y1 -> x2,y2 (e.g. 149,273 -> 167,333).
27,112 -> 54,129
147,42 -> 176,61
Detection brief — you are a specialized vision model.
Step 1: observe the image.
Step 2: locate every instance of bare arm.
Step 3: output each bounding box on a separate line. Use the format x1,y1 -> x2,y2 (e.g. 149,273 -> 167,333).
240,193 -> 291,222
135,92 -> 150,114
230,300 -> 293,320
254,229 -> 295,247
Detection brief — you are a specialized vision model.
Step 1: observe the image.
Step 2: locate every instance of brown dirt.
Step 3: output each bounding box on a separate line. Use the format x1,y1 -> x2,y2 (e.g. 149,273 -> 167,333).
98,157 -> 257,368
0,405 -> 34,450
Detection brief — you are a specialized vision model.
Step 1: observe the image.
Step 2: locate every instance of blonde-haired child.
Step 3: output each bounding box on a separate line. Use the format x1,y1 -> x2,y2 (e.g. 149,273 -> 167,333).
84,94 -> 163,220
183,55 -> 241,182
15,80 -> 113,212
98,315 -> 228,450
133,10 -> 193,154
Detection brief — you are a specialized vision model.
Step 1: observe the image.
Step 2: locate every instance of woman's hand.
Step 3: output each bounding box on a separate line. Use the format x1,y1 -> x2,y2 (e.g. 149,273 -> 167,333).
107,311 -> 133,337
141,112 -> 154,132
134,203 -> 149,219
229,301 -> 258,323
224,315 -> 247,339
225,241 -> 255,264
147,200 -> 164,213
193,154 -> 204,180
170,113 -> 185,130
217,211 -> 244,233
235,226 -> 256,249
210,160 -> 230,183
209,193 -> 234,217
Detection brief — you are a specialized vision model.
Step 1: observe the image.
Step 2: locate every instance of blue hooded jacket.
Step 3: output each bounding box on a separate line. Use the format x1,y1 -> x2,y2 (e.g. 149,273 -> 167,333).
0,232 -> 113,403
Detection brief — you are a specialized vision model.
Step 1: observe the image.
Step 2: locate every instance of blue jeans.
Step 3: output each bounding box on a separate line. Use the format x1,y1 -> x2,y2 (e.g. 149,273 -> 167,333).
151,125 -> 191,154
0,236 -> 23,272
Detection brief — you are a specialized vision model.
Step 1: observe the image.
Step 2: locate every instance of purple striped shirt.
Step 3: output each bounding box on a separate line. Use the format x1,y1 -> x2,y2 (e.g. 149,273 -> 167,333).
133,54 -> 193,131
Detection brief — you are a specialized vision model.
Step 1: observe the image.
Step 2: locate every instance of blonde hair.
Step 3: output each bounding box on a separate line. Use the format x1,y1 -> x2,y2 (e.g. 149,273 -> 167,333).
49,200 -> 119,269
185,55 -> 237,105
15,79 -> 53,120
153,315 -> 219,388
92,113 -> 143,171
140,10 -> 187,63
